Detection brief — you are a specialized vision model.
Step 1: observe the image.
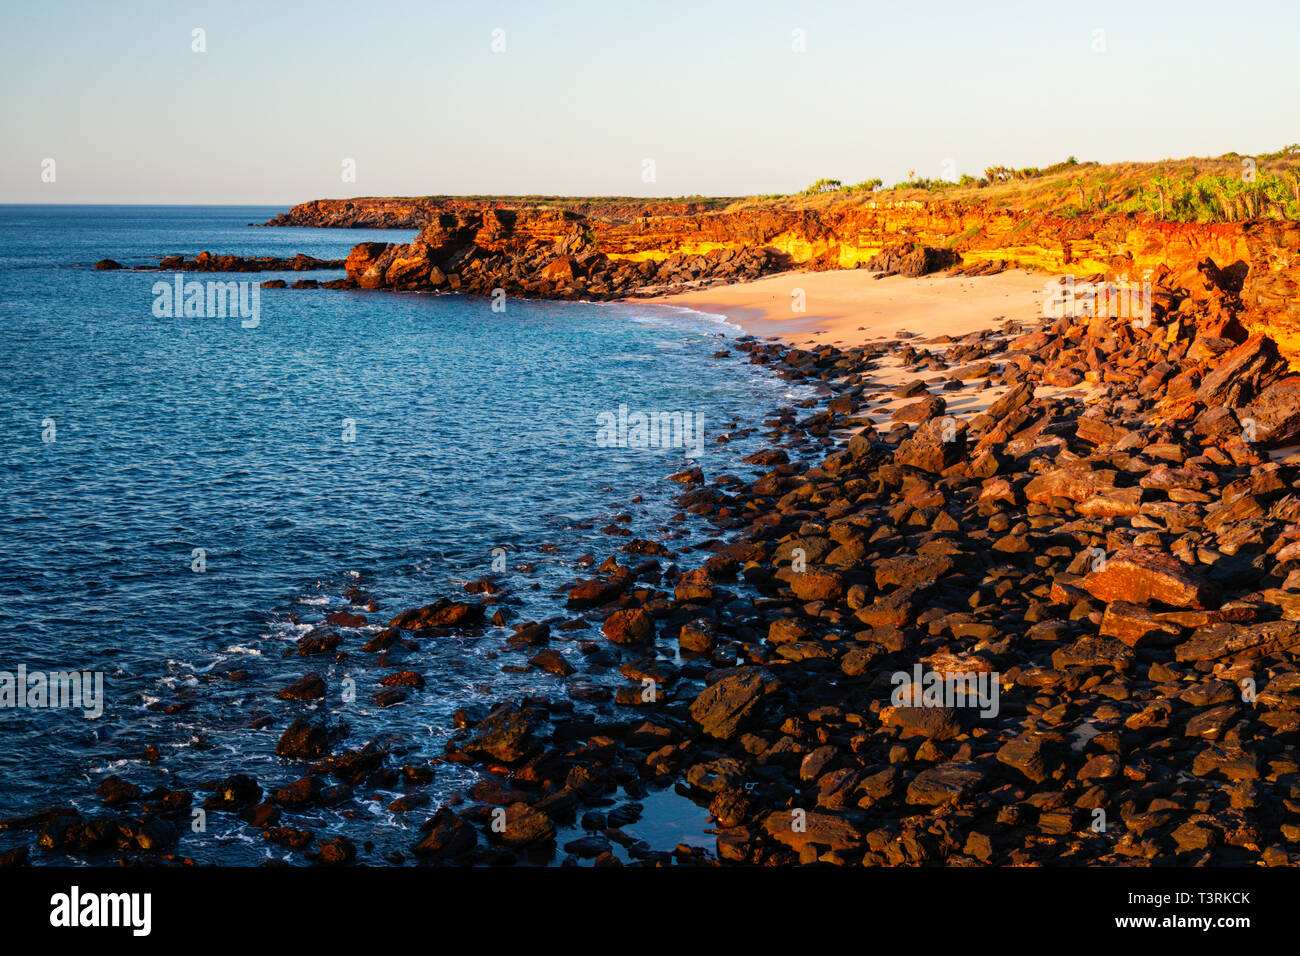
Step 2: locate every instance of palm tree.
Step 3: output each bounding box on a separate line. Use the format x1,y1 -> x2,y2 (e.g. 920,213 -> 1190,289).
1151,174 -> 1169,219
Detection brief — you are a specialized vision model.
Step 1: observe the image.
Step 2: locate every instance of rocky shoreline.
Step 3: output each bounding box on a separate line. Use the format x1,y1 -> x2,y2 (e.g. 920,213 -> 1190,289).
339,207 -> 788,301
11,248 -> 1300,867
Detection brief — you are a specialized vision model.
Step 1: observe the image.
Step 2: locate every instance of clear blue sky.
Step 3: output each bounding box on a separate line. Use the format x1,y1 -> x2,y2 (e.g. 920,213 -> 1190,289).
2,0 -> 1296,203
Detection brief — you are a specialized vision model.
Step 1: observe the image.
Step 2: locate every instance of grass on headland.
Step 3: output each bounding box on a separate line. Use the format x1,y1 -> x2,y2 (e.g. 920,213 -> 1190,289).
780,147 -> 1300,222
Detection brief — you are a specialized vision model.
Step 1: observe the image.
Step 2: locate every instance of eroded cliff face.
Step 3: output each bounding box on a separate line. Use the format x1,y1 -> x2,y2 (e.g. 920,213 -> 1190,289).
595,201 -> 1254,281
1242,221 -> 1300,358
267,195 -> 1299,358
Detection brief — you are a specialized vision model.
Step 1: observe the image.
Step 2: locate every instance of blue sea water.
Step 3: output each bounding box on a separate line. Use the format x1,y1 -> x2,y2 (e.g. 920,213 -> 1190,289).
0,205 -> 807,863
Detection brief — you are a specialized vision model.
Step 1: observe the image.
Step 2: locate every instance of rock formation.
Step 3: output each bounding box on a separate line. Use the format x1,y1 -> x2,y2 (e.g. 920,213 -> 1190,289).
261,194 -> 1300,362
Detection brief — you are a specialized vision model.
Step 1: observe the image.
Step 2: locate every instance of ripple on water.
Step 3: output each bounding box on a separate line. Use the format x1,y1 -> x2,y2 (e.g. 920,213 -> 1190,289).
0,206 -> 820,862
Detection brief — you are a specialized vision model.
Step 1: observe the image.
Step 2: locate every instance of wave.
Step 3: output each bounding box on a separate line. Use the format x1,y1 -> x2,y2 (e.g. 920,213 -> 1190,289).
620,302 -> 744,335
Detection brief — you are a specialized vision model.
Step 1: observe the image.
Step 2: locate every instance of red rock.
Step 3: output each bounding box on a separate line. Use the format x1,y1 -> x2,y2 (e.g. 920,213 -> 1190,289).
507,621 -> 551,646
379,670 -> 425,688
383,241 -> 435,288
1074,417 -> 1130,446
1194,405 -> 1241,441
602,608 -> 653,644
276,718 -> 331,759
565,571 -> 631,609
893,416 -> 965,474
1099,601 -> 1184,647
674,568 -> 716,603
277,672 -> 326,701
996,733 -> 1062,783
882,705 -> 963,740
1195,333 -> 1285,406
326,610 -> 366,627
762,810 -> 863,853
273,777 -> 322,808
389,600 -> 484,631
528,648 -> 575,675
1075,491 -> 1142,518
668,466 -> 704,483
540,256 -> 577,283
905,762 -> 987,806
689,668 -> 778,740
790,569 -> 846,602
464,703 -> 536,762
873,554 -> 954,590
344,242 -> 390,289
986,382 -> 1035,419
492,803 -> 555,847
1241,374 -> 1300,446
412,809 -> 478,860
892,395 -> 946,423
678,623 -> 715,653
1081,547 -> 1216,609
1009,331 -> 1052,351
1042,367 -> 1084,387
1025,466 -> 1115,503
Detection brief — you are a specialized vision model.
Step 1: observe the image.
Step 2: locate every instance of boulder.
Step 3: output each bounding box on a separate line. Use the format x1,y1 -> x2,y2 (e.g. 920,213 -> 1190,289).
412,808 -> 478,860
344,242 -> 390,289
277,672 -> 326,701
881,705 -> 964,740
464,702 -> 536,763
1081,547 -> 1216,609
1195,333 -> 1285,407
996,733 -> 1063,783
540,256 -> 578,283
762,810 -> 863,853
873,554 -> 954,590
865,243 -> 959,277
1240,374 -> 1300,446
790,569 -> 846,602
894,416 -> 965,474
493,803 -> 555,847
566,570 -> 631,609
276,718 -> 332,759
906,762 -> 988,806
602,608 -> 653,645
689,668 -> 778,740
674,568 -> 716,603
389,599 -> 484,631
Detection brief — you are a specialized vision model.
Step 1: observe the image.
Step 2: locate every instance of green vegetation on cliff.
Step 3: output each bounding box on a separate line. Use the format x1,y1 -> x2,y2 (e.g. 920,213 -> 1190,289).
788,148 -> 1300,223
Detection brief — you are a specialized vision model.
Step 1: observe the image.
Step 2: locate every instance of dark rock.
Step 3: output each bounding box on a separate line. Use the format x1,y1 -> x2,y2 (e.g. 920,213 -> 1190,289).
689,668 -> 779,741
276,718 -> 333,759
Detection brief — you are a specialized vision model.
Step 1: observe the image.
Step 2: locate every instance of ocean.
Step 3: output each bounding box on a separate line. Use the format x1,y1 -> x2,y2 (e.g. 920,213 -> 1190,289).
0,205 -> 808,863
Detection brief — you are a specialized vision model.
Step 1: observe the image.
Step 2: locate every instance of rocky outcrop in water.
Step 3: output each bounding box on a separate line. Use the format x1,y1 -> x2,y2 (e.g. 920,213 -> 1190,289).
141,251 -> 345,272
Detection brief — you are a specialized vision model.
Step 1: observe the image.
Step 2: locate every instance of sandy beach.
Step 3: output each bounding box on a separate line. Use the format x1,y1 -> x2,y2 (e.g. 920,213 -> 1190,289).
648,268 -> 1056,348
650,267 -> 1092,423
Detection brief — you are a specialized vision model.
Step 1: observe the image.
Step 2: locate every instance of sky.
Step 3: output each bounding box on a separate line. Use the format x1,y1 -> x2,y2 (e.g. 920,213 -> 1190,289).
1,0 -> 1297,204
